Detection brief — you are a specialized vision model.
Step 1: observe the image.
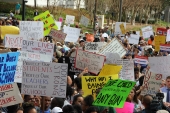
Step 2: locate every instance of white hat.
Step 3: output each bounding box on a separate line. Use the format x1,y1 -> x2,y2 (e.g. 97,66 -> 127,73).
156,110 -> 169,113
51,107 -> 63,113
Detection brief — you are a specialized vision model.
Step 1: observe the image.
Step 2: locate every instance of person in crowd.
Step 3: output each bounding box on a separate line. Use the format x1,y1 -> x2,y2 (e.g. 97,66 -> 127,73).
72,94 -> 84,106
34,9 -> 39,16
15,2 -> 21,14
23,102 -> 37,113
24,95 -> 36,103
63,84 -> 74,107
79,39 -> 85,49
81,95 -> 94,113
84,106 -> 99,113
51,97 -> 64,110
40,96 -> 51,113
16,107 -> 24,113
101,30 -> 109,42
73,104 -> 82,113
148,35 -> 154,46
10,10 -> 14,18
63,105 -> 75,113
74,77 -> 83,95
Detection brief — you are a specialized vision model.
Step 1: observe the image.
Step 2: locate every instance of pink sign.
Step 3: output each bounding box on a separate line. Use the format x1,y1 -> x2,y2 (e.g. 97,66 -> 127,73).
59,17 -> 63,22
116,102 -> 134,113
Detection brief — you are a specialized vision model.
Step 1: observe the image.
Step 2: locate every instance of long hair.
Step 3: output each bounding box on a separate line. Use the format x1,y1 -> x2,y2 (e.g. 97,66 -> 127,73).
132,88 -> 139,104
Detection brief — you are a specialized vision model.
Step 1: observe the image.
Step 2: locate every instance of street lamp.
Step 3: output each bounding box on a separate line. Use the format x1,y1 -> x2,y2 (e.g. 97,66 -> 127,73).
119,0 -> 123,22
22,0 -> 28,20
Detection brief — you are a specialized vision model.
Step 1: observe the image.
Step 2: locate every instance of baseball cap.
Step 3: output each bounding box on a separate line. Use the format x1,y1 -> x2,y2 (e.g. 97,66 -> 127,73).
51,107 -> 63,113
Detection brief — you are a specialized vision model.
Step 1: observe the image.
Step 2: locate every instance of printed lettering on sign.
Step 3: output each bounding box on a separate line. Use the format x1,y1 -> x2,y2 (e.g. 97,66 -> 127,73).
5,34 -> 23,48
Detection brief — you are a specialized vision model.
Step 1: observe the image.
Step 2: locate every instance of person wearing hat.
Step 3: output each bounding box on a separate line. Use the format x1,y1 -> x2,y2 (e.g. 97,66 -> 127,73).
79,39 -> 85,49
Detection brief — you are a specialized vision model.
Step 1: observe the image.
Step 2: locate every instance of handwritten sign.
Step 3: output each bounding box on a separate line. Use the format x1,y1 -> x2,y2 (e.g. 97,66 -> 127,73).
15,51 -> 52,83
93,79 -> 136,108
98,38 -> 126,58
5,34 -> 23,48
0,26 -> 19,39
65,15 -> 75,24
49,28 -> 67,43
141,69 -> 162,96
82,76 -> 118,97
128,34 -> 140,44
80,15 -> 89,27
21,61 -> 68,97
98,65 -> 122,76
115,22 -> 126,35
0,83 -> 23,107
85,42 -> 104,53
63,26 -> 81,42
0,52 -> 19,85
154,36 -> 165,51
69,57 -> 82,74
157,28 -> 167,36
75,49 -> 105,74
119,23 -> 126,34
21,40 -> 54,57
166,29 -> 170,42
34,10 -> 58,36
105,52 -> 121,64
115,102 -> 134,113
141,26 -> 154,39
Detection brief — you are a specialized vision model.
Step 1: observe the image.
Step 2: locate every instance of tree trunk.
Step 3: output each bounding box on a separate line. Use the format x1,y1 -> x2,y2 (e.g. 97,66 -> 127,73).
34,0 -> 37,9
131,11 -> 137,25
47,0 -> 49,8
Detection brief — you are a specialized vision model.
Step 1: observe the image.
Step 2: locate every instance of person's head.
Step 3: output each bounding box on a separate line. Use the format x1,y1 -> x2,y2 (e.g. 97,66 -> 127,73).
130,88 -> 138,104
23,102 -> 37,113
134,67 -> 140,80
66,84 -> 74,99
84,106 -> 99,113
142,94 -> 153,108
16,108 -> 23,113
7,104 -> 19,113
74,77 -> 82,91
63,105 -> 75,113
81,95 -> 94,112
72,94 -> 84,105
100,37 -> 105,42
150,35 -> 154,41
73,104 -> 82,113
50,97 -> 64,109
166,76 -> 170,88
79,39 -> 85,47
24,95 -> 35,103
41,96 -> 51,109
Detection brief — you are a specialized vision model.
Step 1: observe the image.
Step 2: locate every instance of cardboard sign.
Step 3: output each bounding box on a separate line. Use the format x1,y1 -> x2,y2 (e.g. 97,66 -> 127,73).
15,51 -> 52,83
65,15 -> 75,24
21,61 -> 68,97
5,34 -> 23,48
134,56 -> 148,65
34,10 -> 58,36
0,52 -> 19,85
63,26 -> 81,42
19,21 -> 44,40
141,69 -> 162,96
85,42 -> 104,53
119,23 -> 126,34
141,26 -> 154,39
157,28 -> 167,36
21,40 -> 54,57
0,83 -> 23,107
82,76 -> 118,97
128,34 -> 140,44
154,36 -> 166,51
80,15 -> 89,27
0,26 -> 19,39
116,102 -> 134,113
75,49 -> 105,74
49,28 -> 67,43
98,38 -> 126,58
93,79 -> 136,108
105,52 -> 121,64
166,29 -> 170,42
98,65 -> 122,76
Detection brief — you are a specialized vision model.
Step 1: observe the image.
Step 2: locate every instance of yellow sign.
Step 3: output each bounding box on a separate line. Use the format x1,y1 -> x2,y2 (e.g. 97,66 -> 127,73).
154,36 -> 165,51
98,64 -> 122,76
82,75 -> 118,98
119,23 -> 126,34
0,26 -> 19,39
34,10 -> 58,36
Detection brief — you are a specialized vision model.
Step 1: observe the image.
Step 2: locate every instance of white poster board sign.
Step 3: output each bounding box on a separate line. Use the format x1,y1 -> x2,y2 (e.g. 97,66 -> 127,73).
75,49 -> 105,74
98,38 -> 126,58
15,51 -> 52,83
63,26 -> 81,42
80,15 -> 89,27
136,31 -> 140,35
105,52 -> 121,64
85,42 -> 104,53
129,34 -> 140,44
19,21 -> 44,40
55,21 -> 62,30
21,40 -> 54,57
65,15 -> 75,24
114,22 -> 126,35
0,83 -> 23,107
141,26 -> 154,39
5,34 -> 23,48
21,61 -> 68,97
166,29 -> 170,42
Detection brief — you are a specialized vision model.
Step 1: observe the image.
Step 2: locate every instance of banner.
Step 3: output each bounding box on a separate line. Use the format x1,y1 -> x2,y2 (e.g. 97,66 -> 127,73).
5,34 -> 23,48
141,26 -> 154,39
134,56 -> 148,65
21,61 -> 68,97
128,34 -> 140,44
141,69 -> 162,96
0,83 -> 23,107
157,28 -> 167,36
119,23 -> 126,34
19,21 -> 44,40
116,102 -> 134,113
93,79 -> 136,108
98,38 -> 126,58
114,22 -> 126,35
160,44 -> 170,53
75,49 -> 105,74
49,28 -> 67,43
63,26 -> 80,42
34,10 -> 58,36
65,15 -> 75,24
21,40 -> 54,57
85,42 -> 104,53
0,52 -> 19,85
80,15 -> 89,27
154,36 -> 165,51
15,51 -> 52,83
0,26 -> 19,39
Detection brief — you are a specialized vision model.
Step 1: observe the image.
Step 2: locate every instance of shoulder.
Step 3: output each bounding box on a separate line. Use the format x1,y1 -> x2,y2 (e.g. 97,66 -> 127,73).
160,86 -> 167,92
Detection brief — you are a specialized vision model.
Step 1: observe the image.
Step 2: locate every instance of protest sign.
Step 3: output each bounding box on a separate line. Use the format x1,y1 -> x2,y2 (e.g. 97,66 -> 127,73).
136,31 -> 140,35
65,15 -> 75,24
114,22 -> 126,35
82,75 -> 118,97
141,69 -> 162,96
55,21 -> 62,30
119,23 -> 126,34
21,40 -> 54,57
69,57 -> 82,74
0,83 -> 23,107
154,36 -> 165,51
157,28 -> 167,36
0,52 -> 19,85
0,26 -> 19,39
49,28 -> 67,43
98,38 -> 126,58
93,79 -> 136,108
85,42 -> 104,53
34,10 -> 58,36
80,15 -> 89,27
141,26 -> 154,39
98,64 -> 122,76
160,44 -> 170,53
21,61 -> 68,97
63,26 -> 81,42
134,56 -> 148,65
19,21 -> 43,40
128,34 -> 140,44
75,49 -> 105,74
166,29 -> 170,42
105,52 -> 121,64
5,34 -> 23,48
115,102 -> 134,113
15,51 -> 52,83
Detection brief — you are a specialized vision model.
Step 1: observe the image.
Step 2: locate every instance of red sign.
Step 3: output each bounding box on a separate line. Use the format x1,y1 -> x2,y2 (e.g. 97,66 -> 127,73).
157,28 -> 167,35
